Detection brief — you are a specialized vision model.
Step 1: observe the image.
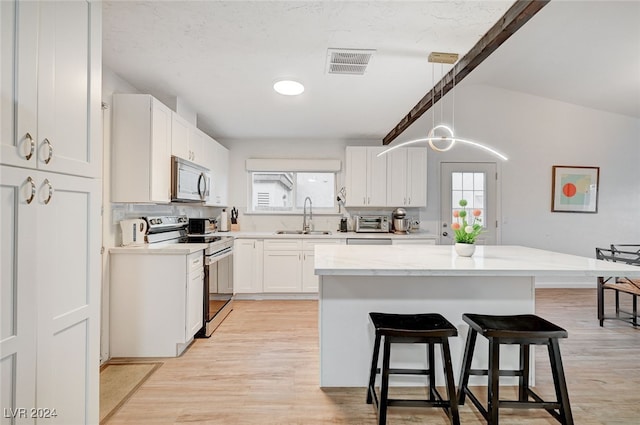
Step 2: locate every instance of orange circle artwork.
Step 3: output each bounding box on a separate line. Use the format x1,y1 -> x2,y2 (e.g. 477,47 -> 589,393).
562,183 -> 577,197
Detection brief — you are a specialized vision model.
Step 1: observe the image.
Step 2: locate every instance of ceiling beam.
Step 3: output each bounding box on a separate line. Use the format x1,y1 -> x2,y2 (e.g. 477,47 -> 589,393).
382,0 -> 551,145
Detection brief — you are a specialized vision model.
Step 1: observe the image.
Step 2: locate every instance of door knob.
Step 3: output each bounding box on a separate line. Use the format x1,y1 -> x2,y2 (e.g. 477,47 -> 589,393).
442,231 -> 448,237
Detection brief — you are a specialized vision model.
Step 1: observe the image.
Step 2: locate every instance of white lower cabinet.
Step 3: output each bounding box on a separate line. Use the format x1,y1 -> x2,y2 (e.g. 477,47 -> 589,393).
263,239 -> 343,293
233,239 -> 264,293
109,250 -> 204,357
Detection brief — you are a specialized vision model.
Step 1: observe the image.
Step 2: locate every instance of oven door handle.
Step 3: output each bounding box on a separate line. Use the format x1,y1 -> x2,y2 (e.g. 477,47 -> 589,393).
205,247 -> 233,264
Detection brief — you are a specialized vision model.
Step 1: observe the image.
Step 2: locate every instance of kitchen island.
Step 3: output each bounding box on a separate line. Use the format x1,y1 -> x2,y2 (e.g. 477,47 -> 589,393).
315,245 -> 640,387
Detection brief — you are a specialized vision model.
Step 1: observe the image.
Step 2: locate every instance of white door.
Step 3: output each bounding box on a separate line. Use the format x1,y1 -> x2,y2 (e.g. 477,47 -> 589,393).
0,166 -> 38,419
36,172 -> 101,425
37,0 -> 100,178
1,0 -> 38,169
440,162 -> 498,245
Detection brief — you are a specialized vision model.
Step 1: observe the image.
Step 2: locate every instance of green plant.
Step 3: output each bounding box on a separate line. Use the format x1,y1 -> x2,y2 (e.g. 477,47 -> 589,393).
451,199 -> 483,244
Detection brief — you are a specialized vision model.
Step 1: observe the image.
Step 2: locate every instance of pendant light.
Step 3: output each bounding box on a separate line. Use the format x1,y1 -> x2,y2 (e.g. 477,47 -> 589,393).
379,52 -> 508,161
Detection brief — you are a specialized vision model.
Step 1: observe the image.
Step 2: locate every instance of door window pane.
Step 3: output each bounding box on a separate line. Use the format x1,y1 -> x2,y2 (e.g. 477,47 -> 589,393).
451,172 -> 486,226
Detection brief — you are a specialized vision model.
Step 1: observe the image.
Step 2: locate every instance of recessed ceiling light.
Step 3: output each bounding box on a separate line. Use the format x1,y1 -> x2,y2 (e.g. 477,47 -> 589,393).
273,80 -> 304,96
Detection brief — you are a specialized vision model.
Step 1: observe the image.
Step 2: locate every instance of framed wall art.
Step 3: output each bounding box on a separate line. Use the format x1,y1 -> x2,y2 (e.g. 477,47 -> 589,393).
551,165 -> 599,213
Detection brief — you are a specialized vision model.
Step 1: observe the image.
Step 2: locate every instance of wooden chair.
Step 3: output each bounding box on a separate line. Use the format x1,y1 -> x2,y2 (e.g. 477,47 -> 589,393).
595,244 -> 640,327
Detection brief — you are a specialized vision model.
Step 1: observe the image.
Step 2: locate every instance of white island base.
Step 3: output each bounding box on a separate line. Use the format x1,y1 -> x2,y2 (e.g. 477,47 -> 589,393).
319,274 -> 534,387
315,244 -> 640,388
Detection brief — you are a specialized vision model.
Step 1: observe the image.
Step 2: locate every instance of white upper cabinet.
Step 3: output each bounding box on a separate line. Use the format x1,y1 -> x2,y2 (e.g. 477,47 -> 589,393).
345,146 -> 387,207
171,112 -> 191,161
205,137 -> 229,207
112,94 -> 172,203
171,113 -> 206,167
1,1 -> 101,178
387,147 -> 427,207
188,126 -> 206,167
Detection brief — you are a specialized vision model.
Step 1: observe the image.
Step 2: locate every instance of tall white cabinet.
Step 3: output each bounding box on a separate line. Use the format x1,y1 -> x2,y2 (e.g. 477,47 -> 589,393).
1,1 -> 102,424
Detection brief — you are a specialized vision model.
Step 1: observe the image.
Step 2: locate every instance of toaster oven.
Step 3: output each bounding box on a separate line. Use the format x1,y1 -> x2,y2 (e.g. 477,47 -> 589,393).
354,215 -> 390,233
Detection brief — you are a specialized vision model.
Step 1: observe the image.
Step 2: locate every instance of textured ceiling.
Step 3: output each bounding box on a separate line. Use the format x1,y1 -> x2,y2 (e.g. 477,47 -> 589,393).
102,1 -> 640,142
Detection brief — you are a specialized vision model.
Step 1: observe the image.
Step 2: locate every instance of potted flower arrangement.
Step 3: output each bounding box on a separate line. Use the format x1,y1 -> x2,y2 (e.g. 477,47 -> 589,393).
451,199 -> 483,256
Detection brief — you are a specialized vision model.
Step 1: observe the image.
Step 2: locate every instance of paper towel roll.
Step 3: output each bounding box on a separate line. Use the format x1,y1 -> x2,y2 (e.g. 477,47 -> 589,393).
220,209 -> 229,232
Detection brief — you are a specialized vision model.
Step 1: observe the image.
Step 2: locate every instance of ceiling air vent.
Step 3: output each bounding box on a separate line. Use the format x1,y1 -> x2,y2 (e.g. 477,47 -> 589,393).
326,48 -> 375,75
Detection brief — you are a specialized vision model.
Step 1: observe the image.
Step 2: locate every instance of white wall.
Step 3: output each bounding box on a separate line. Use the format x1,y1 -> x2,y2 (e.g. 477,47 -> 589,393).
410,83 -> 640,258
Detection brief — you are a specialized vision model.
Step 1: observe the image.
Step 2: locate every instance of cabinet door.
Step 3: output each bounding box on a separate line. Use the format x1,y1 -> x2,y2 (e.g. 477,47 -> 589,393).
37,0 -> 101,178
186,253 -> 204,339
345,147 -> 367,207
233,239 -> 263,293
0,166 -> 37,417
171,112 -> 190,161
302,251 -> 318,292
407,147 -> 427,207
214,140 -> 229,206
36,172 -> 101,425
149,99 -> 172,203
263,251 -> 302,292
1,0 -> 38,169
386,149 -> 408,206
204,137 -> 229,207
189,127 -> 206,167
367,147 -> 387,206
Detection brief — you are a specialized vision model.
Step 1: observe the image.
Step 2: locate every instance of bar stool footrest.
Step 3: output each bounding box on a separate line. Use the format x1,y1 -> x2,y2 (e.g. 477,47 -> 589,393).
388,368 -> 429,375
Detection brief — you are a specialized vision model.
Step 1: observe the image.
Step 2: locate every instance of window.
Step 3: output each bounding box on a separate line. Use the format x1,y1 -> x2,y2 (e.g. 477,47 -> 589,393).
249,171 -> 337,213
451,171 -> 485,224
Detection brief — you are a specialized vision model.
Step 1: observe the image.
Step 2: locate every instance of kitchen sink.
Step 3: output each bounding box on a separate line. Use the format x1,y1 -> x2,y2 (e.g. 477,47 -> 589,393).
274,230 -> 332,235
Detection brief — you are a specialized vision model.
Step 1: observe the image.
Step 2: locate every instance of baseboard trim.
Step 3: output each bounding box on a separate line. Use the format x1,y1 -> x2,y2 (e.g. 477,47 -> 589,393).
234,293 -> 319,301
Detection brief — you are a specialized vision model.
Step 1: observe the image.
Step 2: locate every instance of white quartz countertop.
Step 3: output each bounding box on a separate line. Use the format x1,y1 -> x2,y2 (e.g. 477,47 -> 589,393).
110,243 -> 208,255
314,245 -> 640,277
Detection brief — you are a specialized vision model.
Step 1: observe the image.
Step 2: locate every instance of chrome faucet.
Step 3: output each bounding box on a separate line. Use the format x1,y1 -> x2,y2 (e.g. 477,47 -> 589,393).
302,196 -> 313,232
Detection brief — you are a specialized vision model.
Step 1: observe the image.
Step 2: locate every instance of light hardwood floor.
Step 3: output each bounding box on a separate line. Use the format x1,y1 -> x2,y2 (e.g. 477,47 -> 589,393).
105,289 -> 639,425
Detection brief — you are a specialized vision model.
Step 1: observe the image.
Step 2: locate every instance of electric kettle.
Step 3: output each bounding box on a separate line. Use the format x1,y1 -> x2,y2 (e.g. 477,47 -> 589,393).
120,219 -> 148,246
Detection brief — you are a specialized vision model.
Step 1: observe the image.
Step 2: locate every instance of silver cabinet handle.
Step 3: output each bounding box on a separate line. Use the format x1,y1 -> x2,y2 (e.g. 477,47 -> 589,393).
408,197 -> 411,205
43,138 -> 53,164
43,179 -> 53,204
25,176 -> 36,204
24,133 -> 35,161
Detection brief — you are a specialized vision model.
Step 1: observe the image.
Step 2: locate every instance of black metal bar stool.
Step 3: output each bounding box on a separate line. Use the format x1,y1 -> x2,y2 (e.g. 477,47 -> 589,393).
457,313 -> 573,425
366,312 -> 460,425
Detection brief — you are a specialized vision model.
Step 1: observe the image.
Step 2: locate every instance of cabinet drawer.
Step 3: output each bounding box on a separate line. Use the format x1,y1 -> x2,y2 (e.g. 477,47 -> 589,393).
302,239 -> 342,250
264,239 -> 302,251
188,251 -> 204,271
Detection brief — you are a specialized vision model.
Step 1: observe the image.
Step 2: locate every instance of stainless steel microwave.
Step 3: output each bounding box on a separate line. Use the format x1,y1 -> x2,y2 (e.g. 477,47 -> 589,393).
354,215 -> 390,233
171,156 -> 211,202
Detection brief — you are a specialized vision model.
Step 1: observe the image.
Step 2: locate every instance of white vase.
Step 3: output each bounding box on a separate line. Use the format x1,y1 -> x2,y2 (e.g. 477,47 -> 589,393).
455,242 -> 476,257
